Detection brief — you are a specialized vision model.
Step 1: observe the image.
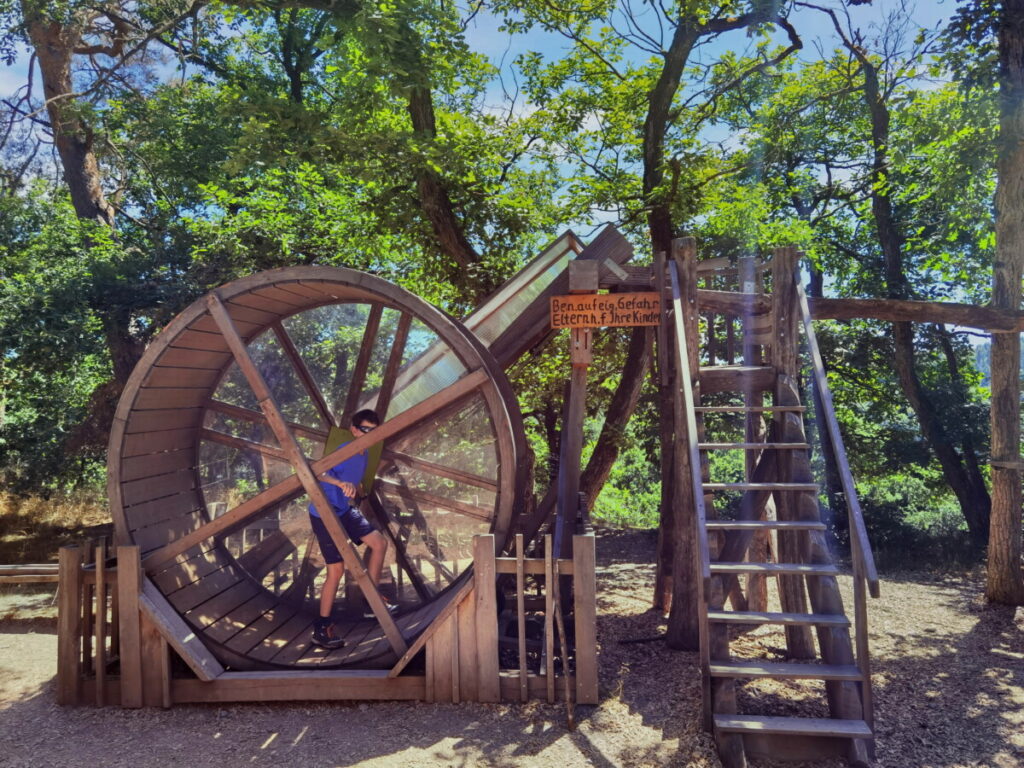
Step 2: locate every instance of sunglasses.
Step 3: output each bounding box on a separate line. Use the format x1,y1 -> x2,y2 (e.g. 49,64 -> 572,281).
354,424 -> 377,433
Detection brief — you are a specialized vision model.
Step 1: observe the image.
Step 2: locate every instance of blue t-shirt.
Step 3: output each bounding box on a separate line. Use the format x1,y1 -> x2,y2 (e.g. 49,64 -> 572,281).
309,449 -> 369,518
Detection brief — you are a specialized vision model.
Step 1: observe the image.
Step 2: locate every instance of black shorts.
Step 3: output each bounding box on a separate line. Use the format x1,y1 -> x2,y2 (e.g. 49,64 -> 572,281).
310,508 -> 376,564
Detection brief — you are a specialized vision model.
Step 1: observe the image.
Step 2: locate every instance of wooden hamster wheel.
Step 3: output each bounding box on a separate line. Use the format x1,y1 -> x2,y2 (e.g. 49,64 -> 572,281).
107,267 -> 527,671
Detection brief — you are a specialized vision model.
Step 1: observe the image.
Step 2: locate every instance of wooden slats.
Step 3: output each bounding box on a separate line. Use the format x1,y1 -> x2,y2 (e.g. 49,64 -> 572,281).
709,562 -> 839,576
705,520 -> 826,531
703,482 -> 818,492
714,715 -> 872,738
707,610 -> 849,627
699,442 -> 809,450
709,661 -> 861,680
699,365 -> 776,394
695,405 -> 806,413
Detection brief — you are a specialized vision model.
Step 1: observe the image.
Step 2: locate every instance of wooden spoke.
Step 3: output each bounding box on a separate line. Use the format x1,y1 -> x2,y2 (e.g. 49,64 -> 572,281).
342,302 -> 383,423
204,291 -> 408,657
377,478 -> 493,523
373,311 -> 412,419
365,492 -> 432,602
144,369 -> 490,572
200,428 -> 290,463
382,448 -> 498,492
205,399 -> 328,443
272,321 -> 335,430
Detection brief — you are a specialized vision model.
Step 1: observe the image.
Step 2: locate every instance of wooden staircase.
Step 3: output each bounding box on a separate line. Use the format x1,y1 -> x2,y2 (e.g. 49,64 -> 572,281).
665,244 -> 879,767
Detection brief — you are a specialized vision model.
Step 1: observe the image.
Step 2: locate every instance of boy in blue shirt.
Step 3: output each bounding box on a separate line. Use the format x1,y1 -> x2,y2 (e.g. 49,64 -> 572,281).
309,408 -> 395,649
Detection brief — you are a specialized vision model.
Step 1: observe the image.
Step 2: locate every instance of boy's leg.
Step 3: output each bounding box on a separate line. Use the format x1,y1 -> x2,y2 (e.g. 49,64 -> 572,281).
362,530 -> 389,586
319,561 -> 344,619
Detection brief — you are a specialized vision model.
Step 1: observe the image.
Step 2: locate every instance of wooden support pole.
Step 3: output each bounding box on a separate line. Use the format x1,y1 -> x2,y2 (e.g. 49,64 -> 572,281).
57,546 -> 82,706
516,533 -> 528,703
544,534 -> 556,704
342,302 -> 383,421
653,249 -> 675,612
94,541 -> 107,706
573,533 -> 598,705
473,534 -> 500,703
117,545 -> 143,708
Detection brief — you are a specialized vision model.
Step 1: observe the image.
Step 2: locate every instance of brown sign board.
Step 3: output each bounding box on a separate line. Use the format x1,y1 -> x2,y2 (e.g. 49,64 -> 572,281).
550,293 -> 661,329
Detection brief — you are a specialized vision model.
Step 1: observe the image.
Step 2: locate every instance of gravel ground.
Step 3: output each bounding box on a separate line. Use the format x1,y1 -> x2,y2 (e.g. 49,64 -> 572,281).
1,529 -> 1022,768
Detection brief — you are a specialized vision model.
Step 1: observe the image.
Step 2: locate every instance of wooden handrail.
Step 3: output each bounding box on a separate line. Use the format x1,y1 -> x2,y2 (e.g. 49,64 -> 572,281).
668,262 -> 712,591
796,284 -> 880,597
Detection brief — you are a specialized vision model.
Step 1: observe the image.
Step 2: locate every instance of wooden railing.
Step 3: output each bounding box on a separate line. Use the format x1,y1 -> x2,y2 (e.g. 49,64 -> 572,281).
796,283 -> 879,728
668,259 -> 713,728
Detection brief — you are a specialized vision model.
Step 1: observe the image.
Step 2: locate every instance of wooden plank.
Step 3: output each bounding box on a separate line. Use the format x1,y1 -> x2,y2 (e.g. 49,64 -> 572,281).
387,577 -> 474,677
374,310 -> 412,419
169,328 -> 230,352
140,578 -> 224,681
155,347 -> 232,370
698,365 -> 775,394
343,302 -> 383,420
143,366 -> 221,390
697,288 -> 771,316
573,533 -> 598,705
473,534 -> 500,702
376,478 -> 492,522
272,321 -> 334,429
117,545 -> 144,708
121,468 -> 198,507
142,368 -> 489,571
171,670 -> 426,703
699,443 -> 809,450
710,660 -> 861,680
122,427 -> 198,456
710,562 -> 839,576
703,482 -> 818,491
124,408 -> 204,434
516,533 -> 528,702
140,610 -> 170,707
429,614 -> 455,703
705,520 -> 825,531
94,542 -> 107,706
714,715 -> 872,738
223,297 -> 284,326
695,405 -> 806,413
57,547 -> 82,706
707,610 -> 849,626
544,535 -> 555,703
456,583 -> 479,702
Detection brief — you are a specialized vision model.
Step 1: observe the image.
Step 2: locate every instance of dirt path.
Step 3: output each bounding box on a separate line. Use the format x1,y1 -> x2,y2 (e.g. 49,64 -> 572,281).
1,529 -> 1021,768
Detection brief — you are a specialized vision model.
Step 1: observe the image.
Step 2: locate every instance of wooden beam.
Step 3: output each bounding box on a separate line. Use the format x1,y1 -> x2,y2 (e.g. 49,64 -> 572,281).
203,399 -> 327,443
376,478 -> 493,522
473,534 -> 500,703
373,310 -> 412,419
809,296 -> 1023,331
205,291 -> 407,657
342,302 -> 383,421
272,321 -> 335,429
573,533 -> 598,705
143,369 -> 489,570
200,428 -> 290,462
117,545 -> 143,708
171,670 -> 426,703
57,547 -> 82,706
383,448 -> 499,492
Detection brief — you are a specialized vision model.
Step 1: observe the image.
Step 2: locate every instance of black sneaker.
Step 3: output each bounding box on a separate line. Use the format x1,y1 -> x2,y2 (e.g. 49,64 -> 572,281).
363,600 -> 399,619
311,622 -> 345,649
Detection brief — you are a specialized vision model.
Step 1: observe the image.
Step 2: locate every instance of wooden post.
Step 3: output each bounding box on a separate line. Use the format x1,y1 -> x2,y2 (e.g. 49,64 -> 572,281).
456,582 -> 479,702
57,546 -> 82,706
666,237 -> 701,650
516,533 -> 528,702
140,611 -> 170,707
94,541 -> 106,706
573,533 -> 598,705
473,534 -> 500,703
544,534 -> 556,704
117,545 -> 144,708
653,250 -> 675,611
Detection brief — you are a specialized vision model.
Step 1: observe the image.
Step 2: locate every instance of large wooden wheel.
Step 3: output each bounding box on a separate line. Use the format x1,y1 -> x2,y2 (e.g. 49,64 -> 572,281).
108,267 -> 526,670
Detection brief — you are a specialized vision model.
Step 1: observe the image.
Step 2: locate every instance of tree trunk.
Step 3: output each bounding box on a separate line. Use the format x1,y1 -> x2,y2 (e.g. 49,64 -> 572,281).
851,41 -> 991,545
25,12 -> 116,227
988,0 -> 1024,604
406,86 -> 481,292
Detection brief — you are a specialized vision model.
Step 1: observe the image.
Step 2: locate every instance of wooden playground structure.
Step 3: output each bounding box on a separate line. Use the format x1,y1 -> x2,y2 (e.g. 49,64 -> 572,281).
55,227 -> 879,767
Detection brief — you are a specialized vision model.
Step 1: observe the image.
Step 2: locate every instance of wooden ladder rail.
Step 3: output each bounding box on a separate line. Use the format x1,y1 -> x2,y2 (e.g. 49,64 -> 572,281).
795,282 -> 880,732
667,259 -> 713,729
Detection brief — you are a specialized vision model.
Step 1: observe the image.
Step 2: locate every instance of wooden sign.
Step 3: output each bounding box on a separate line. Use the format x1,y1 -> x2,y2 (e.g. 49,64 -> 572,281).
550,293 -> 661,329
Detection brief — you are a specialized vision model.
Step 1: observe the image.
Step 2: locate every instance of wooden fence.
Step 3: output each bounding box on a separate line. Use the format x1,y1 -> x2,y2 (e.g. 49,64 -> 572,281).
56,532 -> 598,707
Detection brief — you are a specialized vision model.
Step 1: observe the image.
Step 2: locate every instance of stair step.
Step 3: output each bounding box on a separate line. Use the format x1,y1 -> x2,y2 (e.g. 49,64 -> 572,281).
707,610 -> 849,627
695,406 -> 807,413
703,482 -> 819,492
713,715 -> 873,739
710,562 -> 839,576
705,520 -> 826,531
699,365 -> 775,394
699,442 -> 809,451
709,661 -> 862,680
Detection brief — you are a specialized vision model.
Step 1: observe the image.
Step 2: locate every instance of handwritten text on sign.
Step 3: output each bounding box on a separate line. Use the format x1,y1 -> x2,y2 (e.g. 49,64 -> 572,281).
550,293 -> 662,329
